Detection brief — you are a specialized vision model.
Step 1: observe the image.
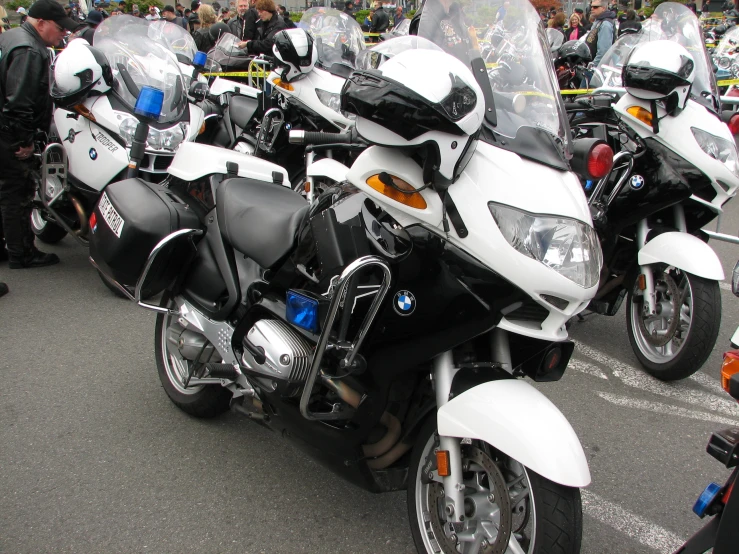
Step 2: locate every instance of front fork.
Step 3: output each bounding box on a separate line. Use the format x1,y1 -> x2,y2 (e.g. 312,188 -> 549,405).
433,328 -> 513,523
636,207 -> 687,316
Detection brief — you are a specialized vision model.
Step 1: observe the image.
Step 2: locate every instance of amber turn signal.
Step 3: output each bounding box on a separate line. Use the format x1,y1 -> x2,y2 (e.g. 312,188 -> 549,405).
273,78 -> 294,91
721,351 -> 739,394
626,106 -> 653,127
436,450 -> 451,477
366,173 -> 427,209
73,104 -> 96,122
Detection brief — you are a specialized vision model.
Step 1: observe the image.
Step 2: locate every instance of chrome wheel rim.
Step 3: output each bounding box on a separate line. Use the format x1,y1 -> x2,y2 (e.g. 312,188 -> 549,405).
160,312 -> 204,395
30,208 -> 47,232
415,434 -> 537,554
630,269 -> 693,364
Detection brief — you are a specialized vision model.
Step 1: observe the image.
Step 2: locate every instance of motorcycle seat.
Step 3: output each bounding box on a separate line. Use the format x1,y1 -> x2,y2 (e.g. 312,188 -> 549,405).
216,178 -> 308,269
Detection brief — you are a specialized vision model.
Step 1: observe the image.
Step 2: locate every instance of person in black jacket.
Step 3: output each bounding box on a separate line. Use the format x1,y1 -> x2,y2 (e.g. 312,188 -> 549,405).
370,0 -> 389,33
618,9 -> 642,37
229,0 -> 258,41
162,5 -> 189,29
76,8 -> 103,43
238,0 -> 286,54
278,5 -> 296,28
0,0 -> 78,270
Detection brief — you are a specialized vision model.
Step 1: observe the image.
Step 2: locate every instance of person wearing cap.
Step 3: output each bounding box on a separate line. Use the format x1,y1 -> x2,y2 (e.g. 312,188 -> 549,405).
189,0 -> 201,32
74,8 -> 103,43
229,0 -> 258,41
146,5 -> 161,20
343,1 -> 354,16
93,0 -> 110,19
176,3 -> 186,17
131,4 -> 144,17
162,5 -> 189,28
0,0 -> 79,270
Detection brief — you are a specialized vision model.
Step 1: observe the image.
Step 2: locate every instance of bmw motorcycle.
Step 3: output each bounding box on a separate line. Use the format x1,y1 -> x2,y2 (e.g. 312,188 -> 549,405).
569,3 -> 738,381
90,0 -> 602,551
32,15 -> 205,247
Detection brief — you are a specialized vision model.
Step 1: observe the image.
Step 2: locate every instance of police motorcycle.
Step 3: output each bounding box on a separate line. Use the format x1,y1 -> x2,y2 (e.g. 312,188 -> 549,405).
89,0 -> 602,551
568,2 -> 737,381
31,15 -> 205,248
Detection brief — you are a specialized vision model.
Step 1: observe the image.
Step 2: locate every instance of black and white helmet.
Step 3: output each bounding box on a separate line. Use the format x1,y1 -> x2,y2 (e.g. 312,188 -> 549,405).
272,28 -> 318,82
51,39 -> 113,109
341,49 -> 484,182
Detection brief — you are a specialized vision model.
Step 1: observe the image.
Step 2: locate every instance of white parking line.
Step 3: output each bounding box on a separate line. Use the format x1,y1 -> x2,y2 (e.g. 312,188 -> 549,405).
569,359 -> 609,379
597,392 -> 739,426
719,281 -> 732,292
581,490 -> 684,553
574,341 -> 739,417
689,371 -> 730,396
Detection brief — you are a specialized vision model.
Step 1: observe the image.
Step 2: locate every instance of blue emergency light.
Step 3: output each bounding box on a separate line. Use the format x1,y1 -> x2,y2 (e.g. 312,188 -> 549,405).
134,86 -> 164,120
193,51 -> 208,68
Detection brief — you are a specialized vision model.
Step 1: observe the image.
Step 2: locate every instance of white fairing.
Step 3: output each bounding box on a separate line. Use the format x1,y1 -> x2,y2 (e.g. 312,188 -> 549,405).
346,142 -> 596,340
168,142 -> 291,187
187,103 -> 205,142
306,158 -> 349,183
614,94 -> 739,206
209,77 -> 260,98
638,232 -> 725,280
437,379 -> 591,487
731,326 -> 739,347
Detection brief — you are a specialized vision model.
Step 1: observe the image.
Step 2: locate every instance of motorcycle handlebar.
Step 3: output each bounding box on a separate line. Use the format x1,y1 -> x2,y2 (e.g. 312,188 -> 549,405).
289,130 -> 354,145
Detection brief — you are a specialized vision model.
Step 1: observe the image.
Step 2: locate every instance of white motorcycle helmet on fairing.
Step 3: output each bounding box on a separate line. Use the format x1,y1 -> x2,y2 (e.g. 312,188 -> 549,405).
51,39 -> 113,109
622,40 -> 695,110
272,28 -> 318,82
341,48 -> 484,183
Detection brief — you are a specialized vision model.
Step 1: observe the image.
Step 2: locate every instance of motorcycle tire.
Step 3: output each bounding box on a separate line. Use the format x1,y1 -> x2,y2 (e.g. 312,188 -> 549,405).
407,417 -> 583,554
626,268 -> 721,381
30,208 -> 68,244
154,293 -> 231,418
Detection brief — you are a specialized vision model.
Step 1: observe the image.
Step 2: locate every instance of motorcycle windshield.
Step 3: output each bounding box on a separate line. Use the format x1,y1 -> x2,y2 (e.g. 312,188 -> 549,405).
596,2 -> 719,112
94,15 -> 188,123
299,8 -> 366,71
148,20 -> 198,65
214,32 -> 244,56
356,35 -> 444,70
418,0 -> 572,167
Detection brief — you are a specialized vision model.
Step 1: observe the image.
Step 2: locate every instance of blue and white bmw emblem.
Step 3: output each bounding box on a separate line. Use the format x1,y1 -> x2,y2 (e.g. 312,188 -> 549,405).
630,174 -> 645,190
89,148 -> 98,160
393,290 -> 416,316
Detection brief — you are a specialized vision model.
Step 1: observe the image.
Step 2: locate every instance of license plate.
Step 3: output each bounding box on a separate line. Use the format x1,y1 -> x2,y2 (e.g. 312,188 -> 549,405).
98,192 -> 125,238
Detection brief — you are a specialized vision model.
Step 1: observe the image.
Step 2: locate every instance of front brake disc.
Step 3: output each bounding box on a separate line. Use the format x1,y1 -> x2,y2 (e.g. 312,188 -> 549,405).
638,271 -> 680,347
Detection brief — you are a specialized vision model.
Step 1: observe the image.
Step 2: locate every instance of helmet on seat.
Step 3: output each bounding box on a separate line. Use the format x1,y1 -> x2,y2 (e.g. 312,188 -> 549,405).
622,40 -> 695,110
51,40 -> 113,109
341,49 -> 484,182
272,28 -> 317,82
557,40 -> 592,64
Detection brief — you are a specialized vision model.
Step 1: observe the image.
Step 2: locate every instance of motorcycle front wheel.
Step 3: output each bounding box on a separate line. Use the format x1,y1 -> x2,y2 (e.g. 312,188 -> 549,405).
30,206 -> 67,244
407,418 -> 583,554
154,294 -> 231,418
626,267 -> 721,381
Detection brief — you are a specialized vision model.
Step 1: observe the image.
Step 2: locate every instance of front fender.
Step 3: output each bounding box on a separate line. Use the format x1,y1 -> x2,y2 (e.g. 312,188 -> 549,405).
307,158 -> 349,183
437,379 -> 590,487
638,232 -> 725,280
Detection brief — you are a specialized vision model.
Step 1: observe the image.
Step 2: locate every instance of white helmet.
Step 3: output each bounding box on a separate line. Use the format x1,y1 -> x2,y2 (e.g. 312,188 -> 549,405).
341,48 -> 484,182
51,39 -> 113,109
272,28 -> 318,82
622,40 -> 695,110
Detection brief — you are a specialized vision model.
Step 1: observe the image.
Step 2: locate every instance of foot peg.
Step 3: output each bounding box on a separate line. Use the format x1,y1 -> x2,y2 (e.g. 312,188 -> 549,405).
204,363 -> 239,380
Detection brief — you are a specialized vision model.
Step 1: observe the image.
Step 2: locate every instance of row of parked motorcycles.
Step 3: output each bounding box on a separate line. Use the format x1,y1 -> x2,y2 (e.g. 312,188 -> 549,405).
32,1 -> 738,552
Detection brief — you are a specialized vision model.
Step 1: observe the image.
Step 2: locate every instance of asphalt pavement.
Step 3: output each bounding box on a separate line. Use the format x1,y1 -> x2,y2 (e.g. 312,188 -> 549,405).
1,201 -> 738,554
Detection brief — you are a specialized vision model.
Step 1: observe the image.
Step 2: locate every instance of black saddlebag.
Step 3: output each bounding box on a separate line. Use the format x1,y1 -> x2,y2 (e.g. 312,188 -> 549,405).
89,178 -> 202,295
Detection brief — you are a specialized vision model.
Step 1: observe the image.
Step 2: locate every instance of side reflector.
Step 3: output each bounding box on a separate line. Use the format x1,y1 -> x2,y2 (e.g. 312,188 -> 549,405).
587,144 -> 613,179
199,121 -> 206,135
286,290 -> 320,333
637,274 -> 646,291
73,103 -> 96,122
693,482 -> 721,517
273,78 -> 294,91
729,114 -> 739,136
626,106 -> 654,127
436,450 -> 451,477
723,480 -> 735,505
366,173 -> 427,209
721,351 -> 739,394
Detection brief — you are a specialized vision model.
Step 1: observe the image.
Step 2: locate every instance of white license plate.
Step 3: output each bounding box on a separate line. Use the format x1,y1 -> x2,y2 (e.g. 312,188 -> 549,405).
98,192 -> 125,238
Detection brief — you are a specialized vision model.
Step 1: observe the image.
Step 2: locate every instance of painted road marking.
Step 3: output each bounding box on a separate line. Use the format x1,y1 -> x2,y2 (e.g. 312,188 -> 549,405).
689,371 -> 731,396
581,490 -> 684,553
597,392 -> 739,426
574,341 -> 739,417
568,359 -> 609,379
719,281 -> 732,292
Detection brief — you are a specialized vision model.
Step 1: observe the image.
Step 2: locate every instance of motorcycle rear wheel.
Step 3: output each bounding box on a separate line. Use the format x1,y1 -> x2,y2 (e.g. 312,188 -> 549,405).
407,417 -> 582,554
154,294 -> 231,418
626,267 -> 721,381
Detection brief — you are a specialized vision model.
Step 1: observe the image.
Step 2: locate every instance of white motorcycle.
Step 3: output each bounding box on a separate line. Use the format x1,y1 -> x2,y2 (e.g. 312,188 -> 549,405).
90,0 -> 605,551
32,15 -> 205,247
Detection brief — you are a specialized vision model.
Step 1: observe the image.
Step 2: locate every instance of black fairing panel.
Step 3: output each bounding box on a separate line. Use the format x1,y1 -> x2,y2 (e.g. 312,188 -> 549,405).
364,225 -> 526,381
229,95 -> 259,129
605,139 -> 707,234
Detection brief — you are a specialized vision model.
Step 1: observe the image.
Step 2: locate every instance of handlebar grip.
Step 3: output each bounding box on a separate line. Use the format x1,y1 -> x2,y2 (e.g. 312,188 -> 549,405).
289,130 -> 352,145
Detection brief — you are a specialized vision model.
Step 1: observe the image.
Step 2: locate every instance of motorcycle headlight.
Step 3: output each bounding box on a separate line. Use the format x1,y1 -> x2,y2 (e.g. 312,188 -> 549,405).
119,115 -> 187,152
692,127 -> 739,178
489,202 -> 602,289
315,88 -> 342,113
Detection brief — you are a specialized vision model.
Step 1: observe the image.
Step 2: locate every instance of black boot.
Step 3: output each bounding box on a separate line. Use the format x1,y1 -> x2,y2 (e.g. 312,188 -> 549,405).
0,282 -> 8,297
8,249 -> 60,269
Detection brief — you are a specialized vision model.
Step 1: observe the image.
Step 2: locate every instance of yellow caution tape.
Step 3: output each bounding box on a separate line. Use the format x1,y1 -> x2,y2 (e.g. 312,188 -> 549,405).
560,88 -> 595,95
718,78 -> 739,86
202,71 -> 268,77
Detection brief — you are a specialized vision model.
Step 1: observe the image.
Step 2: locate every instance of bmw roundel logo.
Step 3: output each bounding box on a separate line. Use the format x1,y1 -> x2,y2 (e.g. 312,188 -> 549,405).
630,174 -> 645,190
393,290 -> 416,316
89,148 -> 98,160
